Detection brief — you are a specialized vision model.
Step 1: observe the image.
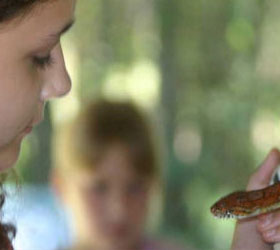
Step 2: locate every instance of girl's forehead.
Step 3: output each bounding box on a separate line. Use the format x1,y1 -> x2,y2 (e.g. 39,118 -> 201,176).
0,0 -> 75,44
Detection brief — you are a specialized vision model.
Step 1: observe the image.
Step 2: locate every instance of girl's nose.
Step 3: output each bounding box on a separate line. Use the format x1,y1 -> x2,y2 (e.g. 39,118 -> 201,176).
41,44 -> 71,101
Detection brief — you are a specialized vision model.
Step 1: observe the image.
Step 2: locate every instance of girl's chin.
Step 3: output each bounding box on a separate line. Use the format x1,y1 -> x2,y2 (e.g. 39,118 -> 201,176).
0,139 -> 22,172
0,156 -> 18,172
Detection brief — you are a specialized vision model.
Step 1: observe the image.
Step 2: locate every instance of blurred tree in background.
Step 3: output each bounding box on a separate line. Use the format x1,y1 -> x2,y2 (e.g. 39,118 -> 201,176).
14,0 -> 280,249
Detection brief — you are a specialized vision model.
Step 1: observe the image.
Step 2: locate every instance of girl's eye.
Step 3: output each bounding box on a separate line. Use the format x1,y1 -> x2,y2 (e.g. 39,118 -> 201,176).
33,54 -> 54,70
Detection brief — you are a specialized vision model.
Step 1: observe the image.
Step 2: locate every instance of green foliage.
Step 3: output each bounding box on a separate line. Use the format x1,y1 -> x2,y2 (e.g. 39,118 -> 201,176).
226,18 -> 255,51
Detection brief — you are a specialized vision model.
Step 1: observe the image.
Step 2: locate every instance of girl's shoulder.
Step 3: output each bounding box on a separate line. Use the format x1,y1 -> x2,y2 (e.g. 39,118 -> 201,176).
142,237 -> 195,250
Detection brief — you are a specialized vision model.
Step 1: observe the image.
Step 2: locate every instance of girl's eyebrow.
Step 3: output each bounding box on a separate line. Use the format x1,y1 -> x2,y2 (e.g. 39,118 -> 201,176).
47,18 -> 75,41
29,19 -> 75,54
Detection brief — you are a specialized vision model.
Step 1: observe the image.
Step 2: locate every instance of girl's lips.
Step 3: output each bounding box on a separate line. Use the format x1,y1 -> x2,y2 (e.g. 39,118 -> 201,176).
23,126 -> 33,135
22,116 -> 42,135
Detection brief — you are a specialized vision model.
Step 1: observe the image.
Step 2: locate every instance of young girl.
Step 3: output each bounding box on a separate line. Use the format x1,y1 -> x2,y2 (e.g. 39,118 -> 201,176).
0,0 -> 76,248
51,100 -> 190,250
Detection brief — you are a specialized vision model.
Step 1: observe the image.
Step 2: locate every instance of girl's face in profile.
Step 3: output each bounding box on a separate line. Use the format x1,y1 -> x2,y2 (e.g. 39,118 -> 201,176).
66,144 -> 152,250
0,0 -> 76,171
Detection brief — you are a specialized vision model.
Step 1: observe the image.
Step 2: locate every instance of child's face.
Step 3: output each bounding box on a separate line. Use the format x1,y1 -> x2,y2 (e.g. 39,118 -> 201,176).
0,0 -> 76,171
65,144 -> 152,249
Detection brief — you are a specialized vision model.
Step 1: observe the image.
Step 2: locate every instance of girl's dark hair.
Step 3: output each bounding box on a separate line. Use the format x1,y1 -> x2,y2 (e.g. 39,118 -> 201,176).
0,187 -> 15,250
0,0 -> 49,23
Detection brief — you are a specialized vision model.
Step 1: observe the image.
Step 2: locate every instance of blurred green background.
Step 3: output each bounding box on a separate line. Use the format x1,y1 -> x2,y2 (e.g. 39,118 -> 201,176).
13,0 -> 280,249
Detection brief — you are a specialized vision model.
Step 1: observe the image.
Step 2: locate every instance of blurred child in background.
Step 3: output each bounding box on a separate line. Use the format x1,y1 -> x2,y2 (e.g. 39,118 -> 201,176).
51,100 -> 191,250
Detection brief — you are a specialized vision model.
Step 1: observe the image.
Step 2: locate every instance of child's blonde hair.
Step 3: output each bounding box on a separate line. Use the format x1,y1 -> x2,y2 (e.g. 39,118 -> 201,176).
53,100 -> 158,180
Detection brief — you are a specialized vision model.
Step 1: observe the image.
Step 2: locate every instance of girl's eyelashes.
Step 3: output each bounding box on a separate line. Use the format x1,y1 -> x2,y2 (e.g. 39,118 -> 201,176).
32,53 -> 54,70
